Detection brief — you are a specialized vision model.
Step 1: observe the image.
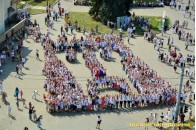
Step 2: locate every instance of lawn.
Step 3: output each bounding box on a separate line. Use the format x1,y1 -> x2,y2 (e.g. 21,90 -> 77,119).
29,8 -> 46,15
19,0 -> 57,7
134,0 -> 158,2
69,12 -> 120,35
69,12 -> 171,36
165,118 -> 195,130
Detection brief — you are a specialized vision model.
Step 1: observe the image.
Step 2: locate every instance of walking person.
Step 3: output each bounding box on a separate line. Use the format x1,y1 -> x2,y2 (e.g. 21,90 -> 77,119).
145,118 -> 149,130
22,57 -> 25,67
36,115 -> 43,128
36,50 -> 39,60
14,87 -> 19,100
96,116 -> 102,129
16,99 -> 19,109
167,36 -> 170,45
7,104 -> 12,116
83,26 -> 86,35
32,90 -> 39,99
33,111 -> 37,122
20,90 -> 23,99
160,112 -> 164,121
15,65 -> 20,78
23,99 -> 27,108
189,12 -> 192,19
29,106 -> 34,120
173,63 -> 177,72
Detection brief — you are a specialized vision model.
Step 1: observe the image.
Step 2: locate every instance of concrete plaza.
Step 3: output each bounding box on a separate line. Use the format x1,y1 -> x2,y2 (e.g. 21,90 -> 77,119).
0,0 -> 195,130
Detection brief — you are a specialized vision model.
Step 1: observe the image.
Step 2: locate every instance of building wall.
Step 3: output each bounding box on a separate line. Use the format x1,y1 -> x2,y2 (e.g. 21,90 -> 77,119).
0,0 -> 5,35
0,0 -> 17,35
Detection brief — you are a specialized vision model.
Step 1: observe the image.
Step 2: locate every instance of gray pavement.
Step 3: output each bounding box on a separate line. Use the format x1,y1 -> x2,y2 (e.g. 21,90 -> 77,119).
0,0 -> 195,130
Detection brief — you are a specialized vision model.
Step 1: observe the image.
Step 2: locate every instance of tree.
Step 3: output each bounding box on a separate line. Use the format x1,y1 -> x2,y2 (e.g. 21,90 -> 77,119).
89,0 -> 131,24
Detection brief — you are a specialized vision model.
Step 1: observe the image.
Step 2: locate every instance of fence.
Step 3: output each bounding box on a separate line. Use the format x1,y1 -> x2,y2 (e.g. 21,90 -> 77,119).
0,18 -> 26,50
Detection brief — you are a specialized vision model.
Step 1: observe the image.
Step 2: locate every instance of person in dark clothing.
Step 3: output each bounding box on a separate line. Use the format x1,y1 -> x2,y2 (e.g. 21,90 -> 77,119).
29,106 -> 34,120
36,50 -> 39,60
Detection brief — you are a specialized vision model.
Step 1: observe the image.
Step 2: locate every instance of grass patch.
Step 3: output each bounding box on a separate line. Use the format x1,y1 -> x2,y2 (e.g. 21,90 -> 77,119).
134,0 -> 158,2
19,0 -> 57,7
69,12 -> 171,36
69,12 -> 120,35
29,8 -> 46,15
165,118 -> 195,130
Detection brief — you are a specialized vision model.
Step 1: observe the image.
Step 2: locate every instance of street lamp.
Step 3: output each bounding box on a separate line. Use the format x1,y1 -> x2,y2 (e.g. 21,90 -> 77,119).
172,65 -> 185,130
47,0 -> 48,6
162,11 -> 166,34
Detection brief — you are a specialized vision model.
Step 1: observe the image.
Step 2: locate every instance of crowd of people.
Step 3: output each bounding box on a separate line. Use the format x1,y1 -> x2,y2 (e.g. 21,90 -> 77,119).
40,27 -> 182,113
172,20 -> 194,50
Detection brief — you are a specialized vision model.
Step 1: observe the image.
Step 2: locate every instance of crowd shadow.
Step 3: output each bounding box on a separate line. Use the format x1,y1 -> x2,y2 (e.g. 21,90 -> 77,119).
67,60 -> 81,64
50,104 -> 176,118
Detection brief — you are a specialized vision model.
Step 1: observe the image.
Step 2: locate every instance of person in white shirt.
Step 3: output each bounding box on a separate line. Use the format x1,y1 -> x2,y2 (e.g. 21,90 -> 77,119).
7,104 -> 12,115
96,116 -> 102,129
22,57 -> 26,67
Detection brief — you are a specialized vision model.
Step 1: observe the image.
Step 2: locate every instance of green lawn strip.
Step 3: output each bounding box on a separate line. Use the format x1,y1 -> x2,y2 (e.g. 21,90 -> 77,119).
134,0 -> 159,3
165,118 -> 195,130
69,12 -> 120,35
29,8 -> 46,15
69,12 -> 171,36
19,0 -> 56,7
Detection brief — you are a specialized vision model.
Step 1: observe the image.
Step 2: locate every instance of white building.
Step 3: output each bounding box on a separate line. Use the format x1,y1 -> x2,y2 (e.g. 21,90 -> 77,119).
0,0 -> 17,35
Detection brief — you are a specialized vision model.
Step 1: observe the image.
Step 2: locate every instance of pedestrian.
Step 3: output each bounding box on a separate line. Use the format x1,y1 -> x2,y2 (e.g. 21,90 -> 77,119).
179,113 -> 185,123
61,25 -> 64,35
127,35 -> 130,44
145,118 -> 149,130
15,65 -> 20,78
7,104 -> 12,116
20,90 -> 23,99
36,50 -> 39,60
189,12 -> 192,19
29,102 -> 32,109
14,87 -> 19,100
16,99 -> 19,109
167,36 -> 170,45
24,127 -> 28,130
188,107 -> 192,119
22,57 -> 25,67
70,25 -> 74,34
153,113 -> 158,123
32,90 -> 39,99
29,106 -> 34,120
185,42 -> 189,50
33,110 -> 37,122
36,115 -> 43,128
23,99 -> 27,108
83,26 -> 86,35
173,63 -> 177,72
160,112 -> 164,121
96,116 -> 102,129
183,10 -> 186,18
96,25 -> 98,33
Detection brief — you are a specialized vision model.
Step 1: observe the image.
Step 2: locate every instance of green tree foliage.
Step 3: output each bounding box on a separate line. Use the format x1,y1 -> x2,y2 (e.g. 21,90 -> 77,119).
89,0 -> 131,24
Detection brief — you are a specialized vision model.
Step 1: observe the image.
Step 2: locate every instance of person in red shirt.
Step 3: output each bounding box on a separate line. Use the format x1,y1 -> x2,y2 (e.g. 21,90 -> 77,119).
20,90 -> 23,99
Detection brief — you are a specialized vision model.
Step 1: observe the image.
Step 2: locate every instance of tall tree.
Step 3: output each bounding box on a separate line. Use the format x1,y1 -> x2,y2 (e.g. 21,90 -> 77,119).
89,0 -> 131,24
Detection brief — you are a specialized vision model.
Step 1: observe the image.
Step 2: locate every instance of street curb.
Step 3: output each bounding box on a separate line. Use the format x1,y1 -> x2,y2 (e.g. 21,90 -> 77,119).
52,0 -> 59,7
